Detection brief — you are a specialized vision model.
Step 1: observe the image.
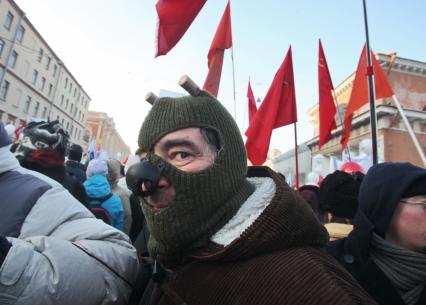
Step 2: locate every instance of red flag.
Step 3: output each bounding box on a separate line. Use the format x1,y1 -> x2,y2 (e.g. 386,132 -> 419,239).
247,80 -> 257,123
341,45 -> 394,147
155,0 -> 207,57
245,47 -> 297,165
318,40 -> 337,148
203,1 -> 232,96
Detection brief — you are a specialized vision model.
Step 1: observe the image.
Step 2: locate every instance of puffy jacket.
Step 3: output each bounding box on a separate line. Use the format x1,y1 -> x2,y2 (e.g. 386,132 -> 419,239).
0,146 -> 139,305
84,174 -> 125,231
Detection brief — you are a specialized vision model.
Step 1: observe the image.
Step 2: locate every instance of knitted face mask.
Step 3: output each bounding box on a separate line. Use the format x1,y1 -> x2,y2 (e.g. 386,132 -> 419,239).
138,91 -> 253,263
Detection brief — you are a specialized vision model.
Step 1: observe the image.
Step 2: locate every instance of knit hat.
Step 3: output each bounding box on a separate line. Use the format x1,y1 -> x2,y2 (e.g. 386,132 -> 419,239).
0,122 -> 11,148
68,144 -> 83,162
318,170 -> 364,220
402,177 -> 426,198
86,159 -> 108,177
138,90 -> 253,264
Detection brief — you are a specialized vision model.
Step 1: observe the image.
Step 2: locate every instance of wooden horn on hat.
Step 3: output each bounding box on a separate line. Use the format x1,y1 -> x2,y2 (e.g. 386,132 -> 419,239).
179,75 -> 201,96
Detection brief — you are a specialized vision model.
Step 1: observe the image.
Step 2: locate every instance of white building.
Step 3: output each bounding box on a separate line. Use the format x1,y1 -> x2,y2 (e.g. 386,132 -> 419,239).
0,0 -> 90,146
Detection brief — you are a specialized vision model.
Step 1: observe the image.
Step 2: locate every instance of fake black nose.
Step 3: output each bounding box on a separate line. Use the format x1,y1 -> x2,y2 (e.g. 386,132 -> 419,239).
125,159 -> 164,197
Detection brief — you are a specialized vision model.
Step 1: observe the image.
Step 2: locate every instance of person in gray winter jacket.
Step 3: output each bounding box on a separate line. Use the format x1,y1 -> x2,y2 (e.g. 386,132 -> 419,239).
0,122 -> 139,305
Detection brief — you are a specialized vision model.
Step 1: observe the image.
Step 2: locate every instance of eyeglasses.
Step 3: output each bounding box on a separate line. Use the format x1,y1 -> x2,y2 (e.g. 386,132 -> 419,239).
400,198 -> 426,206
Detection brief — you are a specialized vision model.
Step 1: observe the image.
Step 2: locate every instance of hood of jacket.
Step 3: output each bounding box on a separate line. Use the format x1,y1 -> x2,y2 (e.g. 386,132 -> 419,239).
344,162 -> 426,263
84,174 -> 111,199
186,166 -> 328,263
0,146 -> 20,174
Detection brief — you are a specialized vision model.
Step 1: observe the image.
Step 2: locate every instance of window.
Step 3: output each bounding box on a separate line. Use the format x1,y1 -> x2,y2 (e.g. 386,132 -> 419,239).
64,78 -> 68,89
0,39 -> 4,57
16,25 -> 25,42
53,64 -> 57,77
74,87 -> 77,97
70,103 -> 73,113
8,50 -> 18,67
33,101 -> 40,117
42,106 -> 47,118
0,80 -> 9,100
40,77 -> 46,91
38,48 -> 43,62
60,94 -> 64,106
23,96 -> 31,113
61,118 -> 64,125
65,99 -> 69,109
45,56 -> 51,70
48,83 -> 53,96
4,12 -> 13,31
69,83 -> 72,93
66,122 -> 69,131
31,69 -> 38,84
70,125 -> 74,137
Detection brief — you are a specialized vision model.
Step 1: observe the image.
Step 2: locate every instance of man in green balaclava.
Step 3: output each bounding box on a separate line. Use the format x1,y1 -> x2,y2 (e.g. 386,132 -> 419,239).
133,86 -> 376,305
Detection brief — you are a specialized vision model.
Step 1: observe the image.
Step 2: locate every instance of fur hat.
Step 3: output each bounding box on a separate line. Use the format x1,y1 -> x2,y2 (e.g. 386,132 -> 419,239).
319,170 -> 364,219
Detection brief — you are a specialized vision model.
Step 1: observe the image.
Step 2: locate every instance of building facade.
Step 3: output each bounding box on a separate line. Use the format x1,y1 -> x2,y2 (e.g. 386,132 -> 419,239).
85,111 -> 131,161
307,53 -> 426,168
0,0 -> 91,146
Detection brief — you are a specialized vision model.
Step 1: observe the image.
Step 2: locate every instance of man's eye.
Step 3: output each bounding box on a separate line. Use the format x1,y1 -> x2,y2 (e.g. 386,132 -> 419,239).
175,152 -> 191,160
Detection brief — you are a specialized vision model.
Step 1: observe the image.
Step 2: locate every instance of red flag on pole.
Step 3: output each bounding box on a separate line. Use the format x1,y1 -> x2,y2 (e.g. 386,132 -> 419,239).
155,0 -> 207,57
245,47 -> 297,165
341,45 -> 394,148
247,80 -> 257,123
318,40 -> 337,148
203,1 -> 232,97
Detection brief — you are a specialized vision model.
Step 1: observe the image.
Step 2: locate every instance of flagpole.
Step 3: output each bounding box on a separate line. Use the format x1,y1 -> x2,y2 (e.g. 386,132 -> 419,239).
362,0 -> 379,165
331,90 -> 352,161
392,95 -> 426,167
294,123 -> 299,189
231,46 -> 237,121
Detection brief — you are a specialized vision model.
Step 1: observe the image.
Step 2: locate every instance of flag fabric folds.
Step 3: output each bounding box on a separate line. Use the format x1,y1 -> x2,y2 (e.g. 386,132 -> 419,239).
341,45 -> 394,148
318,40 -> 337,148
247,80 -> 257,123
155,0 -> 207,57
245,47 -> 297,165
203,1 -> 232,97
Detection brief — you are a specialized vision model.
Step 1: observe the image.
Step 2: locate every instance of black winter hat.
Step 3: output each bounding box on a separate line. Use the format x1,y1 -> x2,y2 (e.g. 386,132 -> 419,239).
402,176 -> 426,198
358,162 -> 426,238
318,170 -> 364,219
68,144 -> 83,162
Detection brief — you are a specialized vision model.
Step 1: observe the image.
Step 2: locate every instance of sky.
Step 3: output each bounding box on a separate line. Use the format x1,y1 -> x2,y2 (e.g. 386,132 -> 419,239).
14,0 -> 426,154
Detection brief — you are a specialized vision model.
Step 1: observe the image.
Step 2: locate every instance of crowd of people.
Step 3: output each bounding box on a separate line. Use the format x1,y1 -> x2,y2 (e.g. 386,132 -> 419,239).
0,85 -> 425,305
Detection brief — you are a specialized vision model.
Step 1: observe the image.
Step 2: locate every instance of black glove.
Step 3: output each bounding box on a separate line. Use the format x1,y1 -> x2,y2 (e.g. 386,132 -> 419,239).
0,236 -> 12,266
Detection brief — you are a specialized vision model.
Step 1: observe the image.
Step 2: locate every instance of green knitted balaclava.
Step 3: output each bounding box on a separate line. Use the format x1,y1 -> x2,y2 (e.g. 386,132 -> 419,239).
138,91 -> 253,263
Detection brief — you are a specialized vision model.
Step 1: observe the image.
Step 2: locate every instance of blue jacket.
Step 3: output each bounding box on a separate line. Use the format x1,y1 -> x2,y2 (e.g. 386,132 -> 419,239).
84,175 -> 124,231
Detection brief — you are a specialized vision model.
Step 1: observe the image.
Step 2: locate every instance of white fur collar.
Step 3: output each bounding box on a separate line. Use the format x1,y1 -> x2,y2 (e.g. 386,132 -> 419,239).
211,177 -> 276,246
